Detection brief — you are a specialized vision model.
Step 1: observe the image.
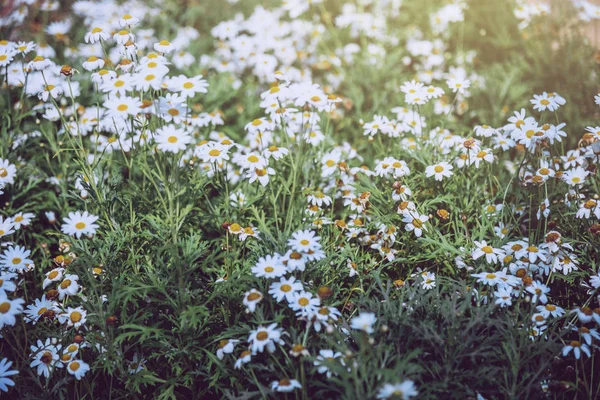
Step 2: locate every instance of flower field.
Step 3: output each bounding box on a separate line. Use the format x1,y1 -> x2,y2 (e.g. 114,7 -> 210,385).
2,0 -> 600,398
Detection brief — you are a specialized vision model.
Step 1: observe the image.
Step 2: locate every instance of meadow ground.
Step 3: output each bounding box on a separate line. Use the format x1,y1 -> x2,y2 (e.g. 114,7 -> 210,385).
1,0 -> 600,399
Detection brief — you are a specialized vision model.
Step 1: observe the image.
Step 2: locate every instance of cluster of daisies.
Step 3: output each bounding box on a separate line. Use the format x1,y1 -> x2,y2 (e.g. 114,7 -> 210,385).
0,161 -> 104,387
217,229 -> 419,397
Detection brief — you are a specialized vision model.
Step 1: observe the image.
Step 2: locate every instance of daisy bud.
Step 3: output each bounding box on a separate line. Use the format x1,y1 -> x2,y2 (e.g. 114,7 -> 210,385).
393,279 -> 405,288
106,315 -> 118,325
436,209 -> 450,220
74,335 -> 85,344
326,325 -> 334,334
43,309 -> 56,320
589,224 -> 600,235
463,138 -> 476,149
380,324 -> 389,333
317,286 -> 332,300
46,289 -> 59,301
60,65 -> 74,77
368,337 -> 375,345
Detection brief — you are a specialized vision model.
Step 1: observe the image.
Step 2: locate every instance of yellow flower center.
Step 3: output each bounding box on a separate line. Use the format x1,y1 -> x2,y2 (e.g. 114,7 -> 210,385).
280,284 -> 292,292
60,279 -> 72,289
167,136 -> 178,143
0,302 -> 10,313
69,361 -> 80,371
75,222 -> 86,229
434,165 -> 444,173
298,297 -> 309,306
70,311 -> 82,322
246,292 -> 261,301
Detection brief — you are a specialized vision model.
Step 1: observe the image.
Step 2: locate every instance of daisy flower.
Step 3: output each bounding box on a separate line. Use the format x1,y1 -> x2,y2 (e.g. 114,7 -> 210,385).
0,273 -> 16,295
57,274 -> 80,300
562,341 -> 591,359
1,160 -> 17,187
58,307 -> 87,329
0,50 -> 16,67
104,97 -> 142,119
0,293 -> 24,329
113,29 -> 134,45
376,381 -> 418,400
234,350 -> 252,369
133,71 -> 163,91
562,167 -> 588,186
198,143 -> 229,164
271,379 -> 302,393
526,281 -> 550,304
0,358 -> 18,393
120,13 -> 140,27
61,211 -> 99,238
350,312 -> 377,334
402,212 -> 428,237
425,162 -> 453,181
269,276 -> 303,302
154,40 -> 175,53
30,341 -> 61,378
38,84 -> 63,102
0,216 -> 15,238
28,55 -> 53,71
287,230 -> 321,252
171,74 -> 209,98
11,212 -> 33,229
314,349 -> 343,378
85,27 -> 110,43
536,304 -> 565,318
242,289 -> 263,313
248,323 -> 284,354
1,245 -> 33,272
446,78 -> 470,93
23,296 -> 55,324
289,291 -> 320,317
216,339 -> 239,360
251,254 -> 286,279
67,360 -> 90,380
154,125 -> 191,153
82,56 -> 104,71
471,271 -> 503,286
494,286 -> 514,307
472,241 -> 504,264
